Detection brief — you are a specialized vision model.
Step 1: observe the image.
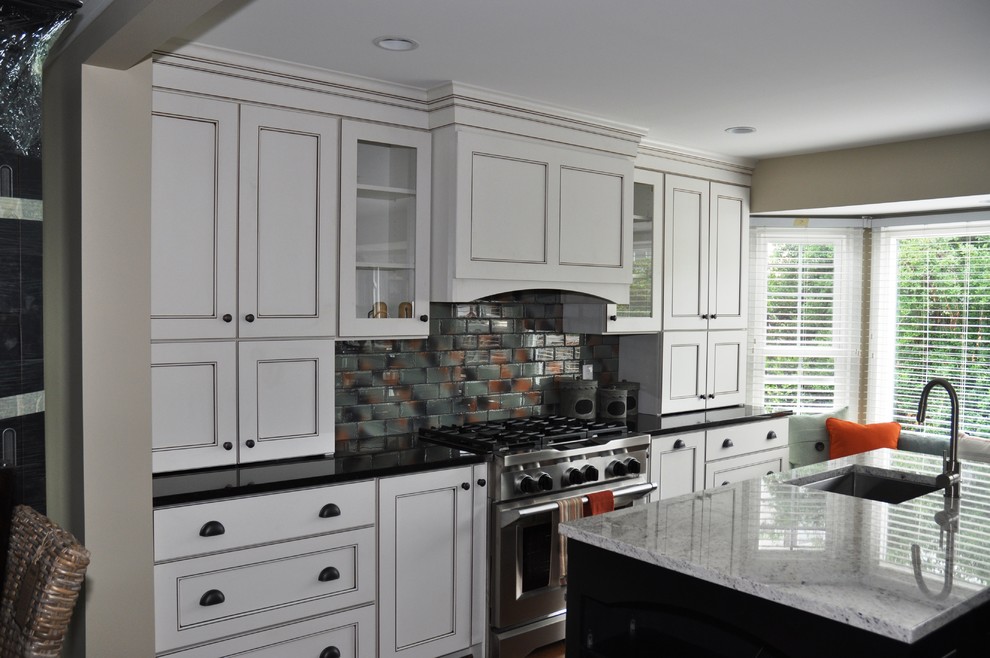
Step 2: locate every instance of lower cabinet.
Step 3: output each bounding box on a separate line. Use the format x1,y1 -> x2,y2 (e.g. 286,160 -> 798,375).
650,432 -> 704,502
704,418 -> 790,489
378,464 -> 488,658
153,481 -> 376,656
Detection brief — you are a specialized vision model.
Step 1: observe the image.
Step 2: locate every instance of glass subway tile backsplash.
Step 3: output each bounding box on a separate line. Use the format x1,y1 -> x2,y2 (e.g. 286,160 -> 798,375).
335,295 -> 620,441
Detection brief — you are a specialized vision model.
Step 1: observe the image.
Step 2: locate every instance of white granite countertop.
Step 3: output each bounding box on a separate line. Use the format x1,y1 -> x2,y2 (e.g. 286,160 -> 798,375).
559,448 -> 990,644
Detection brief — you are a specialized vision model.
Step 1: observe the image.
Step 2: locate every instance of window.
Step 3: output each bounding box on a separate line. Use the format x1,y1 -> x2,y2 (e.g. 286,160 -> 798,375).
0,165 -> 12,197
868,221 -> 990,437
748,227 -> 863,414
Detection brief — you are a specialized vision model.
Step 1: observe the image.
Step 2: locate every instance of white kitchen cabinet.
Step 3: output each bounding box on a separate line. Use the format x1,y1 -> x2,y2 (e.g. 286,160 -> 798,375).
151,92 -> 238,341
663,174 -> 749,332
704,418 -> 790,489
649,431 -> 704,502
151,341 -> 238,472
378,464 -> 487,658
563,168 -> 664,333
432,126 -> 634,302
619,330 -> 745,415
151,339 -> 334,472
339,120 -> 432,337
151,91 -> 339,341
153,481 -> 376,656
238,105 -> 339,338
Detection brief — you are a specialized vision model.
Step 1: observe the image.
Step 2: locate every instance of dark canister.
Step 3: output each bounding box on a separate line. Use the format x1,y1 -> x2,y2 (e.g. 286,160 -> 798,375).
558,379 -> 598,420
615,380 -> 641,417
597,386 -> 627,421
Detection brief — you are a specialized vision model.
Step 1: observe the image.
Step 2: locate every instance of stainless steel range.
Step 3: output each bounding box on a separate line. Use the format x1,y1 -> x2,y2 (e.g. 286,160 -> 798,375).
420,417 -> 655,658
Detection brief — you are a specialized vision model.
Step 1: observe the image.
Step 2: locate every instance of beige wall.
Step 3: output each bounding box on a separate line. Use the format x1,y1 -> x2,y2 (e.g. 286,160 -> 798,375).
42,1 -> 224,655
751,130 -> 990,213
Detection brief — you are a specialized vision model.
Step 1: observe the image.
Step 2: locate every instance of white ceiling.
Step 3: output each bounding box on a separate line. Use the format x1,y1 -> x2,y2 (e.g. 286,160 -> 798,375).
167,0 -> 990,163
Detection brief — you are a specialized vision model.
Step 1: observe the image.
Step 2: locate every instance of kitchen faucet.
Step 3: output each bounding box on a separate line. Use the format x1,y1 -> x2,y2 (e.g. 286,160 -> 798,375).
916,378 -> 962,498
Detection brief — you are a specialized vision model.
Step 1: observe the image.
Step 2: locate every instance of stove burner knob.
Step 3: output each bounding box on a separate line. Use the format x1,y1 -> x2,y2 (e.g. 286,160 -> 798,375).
609,460 -> 629,477
565,468 -> 585,486
581,465 -> 600,482
537,472 -> 554,492
623,457 -> 642,475
518,475 -> 541,494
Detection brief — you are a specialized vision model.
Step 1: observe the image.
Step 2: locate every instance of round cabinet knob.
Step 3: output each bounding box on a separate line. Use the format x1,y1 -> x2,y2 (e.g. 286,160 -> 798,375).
321,648 -> 342,658
245,313 -> 255,323
477,478 -> 487,487
708,394 -> 715,399
673,439 -> 685,450
722,438 -> 734,448
222,441 -> 233,451
701,313 -> 709,320
767,431 -> 777,440
419,314 -> 429,322
623,457 -> 642,475
608,315 -> 618,321
565,468 -> 586,486
609,460 -> 628,477
461,482 -> 471,490
222,313 -> 233,323
815,441 -> 825,452
519,475 -> 540,494
245,439 -> 256,448
711,314 -> 718,320
699,395 -> 707,400
581,465 -> 600,482
537,472 -> 554,491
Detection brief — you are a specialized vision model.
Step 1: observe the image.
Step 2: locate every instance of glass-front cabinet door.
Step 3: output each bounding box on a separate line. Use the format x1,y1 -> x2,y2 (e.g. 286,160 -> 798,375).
339,121 -> 431,337
605,168 -> 663,332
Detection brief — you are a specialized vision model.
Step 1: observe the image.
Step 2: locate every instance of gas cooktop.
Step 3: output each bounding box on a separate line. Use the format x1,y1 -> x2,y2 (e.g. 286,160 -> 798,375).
419,416 -> 630,455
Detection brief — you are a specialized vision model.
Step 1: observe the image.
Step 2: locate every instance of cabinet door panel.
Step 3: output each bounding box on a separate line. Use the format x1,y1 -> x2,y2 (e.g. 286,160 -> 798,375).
239,106 -> 338,338
705,449 -> 788,489
650,432 -> 704,502
663,175 -> 710,331
379,467 -> 474,658
707,329 -> 746,408
709,183 -> 750,329
470,152 -> 548,264
660,330 -> 707,414
152,342 -> 237,473
559,166 -> 623,267
238,340 -> 334,463
151,93 -> 238,340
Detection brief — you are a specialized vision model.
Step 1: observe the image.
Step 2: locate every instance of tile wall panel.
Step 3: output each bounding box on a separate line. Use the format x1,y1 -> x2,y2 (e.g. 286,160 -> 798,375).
335,294 -> 620,441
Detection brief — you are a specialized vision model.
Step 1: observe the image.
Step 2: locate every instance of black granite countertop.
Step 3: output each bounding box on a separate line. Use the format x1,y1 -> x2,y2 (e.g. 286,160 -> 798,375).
629,405 -> 791,436
152,434 -> 486,508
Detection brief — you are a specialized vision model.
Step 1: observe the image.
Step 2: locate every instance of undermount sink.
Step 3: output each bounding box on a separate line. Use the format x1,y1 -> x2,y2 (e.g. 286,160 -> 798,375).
786,465 -> 941,504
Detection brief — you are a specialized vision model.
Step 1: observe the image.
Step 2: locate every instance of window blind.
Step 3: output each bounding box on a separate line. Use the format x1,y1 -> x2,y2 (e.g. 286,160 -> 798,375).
867,221 -> 990,438
748,227 -> 864,415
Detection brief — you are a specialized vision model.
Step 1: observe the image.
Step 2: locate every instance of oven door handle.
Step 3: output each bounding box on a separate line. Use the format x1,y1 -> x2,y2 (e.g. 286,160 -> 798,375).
511,482 -> 658,520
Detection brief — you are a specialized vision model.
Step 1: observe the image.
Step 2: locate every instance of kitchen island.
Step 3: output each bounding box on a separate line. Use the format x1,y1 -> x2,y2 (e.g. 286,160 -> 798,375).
560,448 -> 990,657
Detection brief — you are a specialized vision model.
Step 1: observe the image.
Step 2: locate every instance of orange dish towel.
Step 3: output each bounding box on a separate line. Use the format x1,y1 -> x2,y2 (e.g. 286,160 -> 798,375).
583,490 -> 615,517
557,496 -> 584,585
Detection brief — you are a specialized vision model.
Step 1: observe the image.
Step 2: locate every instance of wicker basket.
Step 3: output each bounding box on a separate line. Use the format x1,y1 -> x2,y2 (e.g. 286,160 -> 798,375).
0,505 -> 90,658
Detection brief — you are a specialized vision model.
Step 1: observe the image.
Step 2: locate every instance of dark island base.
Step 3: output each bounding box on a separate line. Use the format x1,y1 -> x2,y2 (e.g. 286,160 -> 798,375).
565,540 -> 990,658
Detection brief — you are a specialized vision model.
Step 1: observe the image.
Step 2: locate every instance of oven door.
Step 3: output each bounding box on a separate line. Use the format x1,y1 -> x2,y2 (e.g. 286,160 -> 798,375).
491,479 -> 655,631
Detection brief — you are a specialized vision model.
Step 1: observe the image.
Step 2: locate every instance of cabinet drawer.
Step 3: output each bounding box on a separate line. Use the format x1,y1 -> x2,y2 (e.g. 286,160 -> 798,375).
161,603 -> 375,657
155,479 -> 375,562
705,418 -> 788,462
155,527 -> 375,653
705,448 -> 789,489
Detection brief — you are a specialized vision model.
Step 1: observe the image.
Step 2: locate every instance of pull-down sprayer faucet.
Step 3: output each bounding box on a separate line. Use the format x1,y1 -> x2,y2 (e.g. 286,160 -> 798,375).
916,378 -> 961,498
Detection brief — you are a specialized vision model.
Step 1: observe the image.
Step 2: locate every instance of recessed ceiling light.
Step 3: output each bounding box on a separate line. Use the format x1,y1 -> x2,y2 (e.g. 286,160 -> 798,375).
724,126 -> 757,135
373,36 -> 419,52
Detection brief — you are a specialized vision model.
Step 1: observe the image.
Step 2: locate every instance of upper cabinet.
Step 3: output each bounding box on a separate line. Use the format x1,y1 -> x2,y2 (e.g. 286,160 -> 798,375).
431,126 -> 636,302
563,168 -> 664,333
151,91 -> 339,341
339,121 -> 432,338
662,174 -> 749,331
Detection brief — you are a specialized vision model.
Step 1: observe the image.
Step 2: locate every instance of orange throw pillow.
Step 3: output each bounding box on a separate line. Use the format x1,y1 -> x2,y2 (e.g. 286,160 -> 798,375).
826,417 -> 901,459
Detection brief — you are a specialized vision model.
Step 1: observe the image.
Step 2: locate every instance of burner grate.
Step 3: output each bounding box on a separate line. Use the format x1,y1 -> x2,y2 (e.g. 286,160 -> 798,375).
419,416 -> 629,454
